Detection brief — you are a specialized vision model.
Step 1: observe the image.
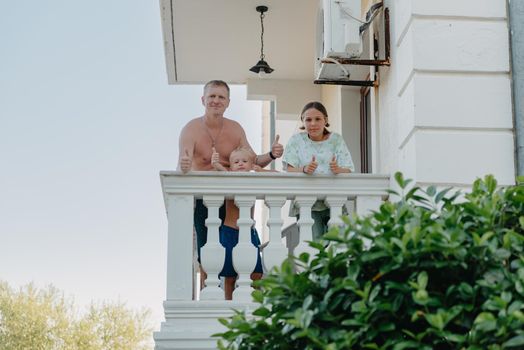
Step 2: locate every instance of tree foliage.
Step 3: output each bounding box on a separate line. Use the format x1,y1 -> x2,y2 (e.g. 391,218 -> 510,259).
0,282 -> 152,350
216,174 -> 524,350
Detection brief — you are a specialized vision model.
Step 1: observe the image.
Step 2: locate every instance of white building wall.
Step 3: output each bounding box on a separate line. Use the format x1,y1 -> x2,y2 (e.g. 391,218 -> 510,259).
378,0 -> 515,186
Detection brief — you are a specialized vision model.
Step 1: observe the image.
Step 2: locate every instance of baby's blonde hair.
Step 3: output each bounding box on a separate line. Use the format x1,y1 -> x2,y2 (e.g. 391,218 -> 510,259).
229,146 -> 255,162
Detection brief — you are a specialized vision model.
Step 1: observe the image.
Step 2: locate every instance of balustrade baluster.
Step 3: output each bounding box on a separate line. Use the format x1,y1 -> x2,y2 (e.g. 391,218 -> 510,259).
294,196 -> 317,260
199,195 -> 225,300
232,195 -> 257,301
263,196 -> 287,272
356,195 -> 383,248
326,196 -> 348,228
356,195 -> 382,216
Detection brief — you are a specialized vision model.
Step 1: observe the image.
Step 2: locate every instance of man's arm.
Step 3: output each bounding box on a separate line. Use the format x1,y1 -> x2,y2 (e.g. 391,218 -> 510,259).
236,121 -> 283,167
178,124 -> 195,173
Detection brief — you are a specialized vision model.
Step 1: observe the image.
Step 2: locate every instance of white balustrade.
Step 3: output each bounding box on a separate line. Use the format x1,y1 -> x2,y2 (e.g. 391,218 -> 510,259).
294,196 -> 317,259
263,196 -> 287,272
232,195 -> 257,301
156,171 -> 389,348
356,195 -> 384,248
200,195 -> 225,300
326,195 -> 349,227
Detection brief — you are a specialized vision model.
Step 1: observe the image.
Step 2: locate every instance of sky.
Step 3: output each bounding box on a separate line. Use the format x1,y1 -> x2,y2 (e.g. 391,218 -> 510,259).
0,1 -> 261,331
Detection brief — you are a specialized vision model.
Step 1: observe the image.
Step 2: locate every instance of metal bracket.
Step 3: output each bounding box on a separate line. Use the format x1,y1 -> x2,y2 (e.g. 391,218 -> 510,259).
314,6 -> 390,87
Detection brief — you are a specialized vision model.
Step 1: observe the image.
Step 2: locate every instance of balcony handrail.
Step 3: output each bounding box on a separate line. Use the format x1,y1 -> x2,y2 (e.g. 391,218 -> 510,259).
160,171 -> 390,211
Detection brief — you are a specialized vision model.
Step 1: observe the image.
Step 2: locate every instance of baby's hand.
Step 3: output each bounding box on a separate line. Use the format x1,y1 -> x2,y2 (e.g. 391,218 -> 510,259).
211,147 -> 220,166
253,165 -> 262,172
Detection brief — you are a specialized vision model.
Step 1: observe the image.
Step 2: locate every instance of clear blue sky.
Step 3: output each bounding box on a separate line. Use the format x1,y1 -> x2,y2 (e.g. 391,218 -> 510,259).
0,1 -> 261,330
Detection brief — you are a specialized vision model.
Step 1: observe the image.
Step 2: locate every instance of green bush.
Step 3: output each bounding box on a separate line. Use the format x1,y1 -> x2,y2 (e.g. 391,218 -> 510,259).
216,174 -> 524,350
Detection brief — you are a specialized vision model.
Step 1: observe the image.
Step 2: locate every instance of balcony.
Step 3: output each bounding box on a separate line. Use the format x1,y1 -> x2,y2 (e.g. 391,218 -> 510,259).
154,171 -> 389,350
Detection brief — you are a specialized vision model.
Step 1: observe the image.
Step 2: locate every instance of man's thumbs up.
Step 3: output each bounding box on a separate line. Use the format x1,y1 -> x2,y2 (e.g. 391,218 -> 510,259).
270,134 -> 283,159
180,148 -> 192,173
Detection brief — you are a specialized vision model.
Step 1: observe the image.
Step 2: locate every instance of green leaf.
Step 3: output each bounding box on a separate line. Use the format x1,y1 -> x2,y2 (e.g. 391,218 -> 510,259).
502,335 -> 524,348
251,289 -> 264,303
413,290 -> 429,305
435,187 -> 453,203
395,172 -> 406,188
417,271 -> 428,290
474,311 -> 496,324
441,331 -> 465,343
252,307 -> 270,317
501,291 -> 512,303
424,313 -> 444,330
392,341 -> 421,350
302,295 -> 313,310
473,312 -> 498,332
369,284 -> 381,303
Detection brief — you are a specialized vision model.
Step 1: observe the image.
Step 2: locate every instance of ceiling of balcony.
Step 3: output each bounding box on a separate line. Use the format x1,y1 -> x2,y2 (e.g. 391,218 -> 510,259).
160,0 -> 318,84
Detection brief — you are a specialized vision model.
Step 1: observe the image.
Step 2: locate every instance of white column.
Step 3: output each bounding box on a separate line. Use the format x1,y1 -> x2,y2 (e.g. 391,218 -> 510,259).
263,196 -> 287,272
166,194 -> 194,301
325,195 -> 348,228
199,195 -> 225,300
233,195 -> 257,301
294,196 -> 317,259
355,195 -> 382,216
355,195 -> 383,249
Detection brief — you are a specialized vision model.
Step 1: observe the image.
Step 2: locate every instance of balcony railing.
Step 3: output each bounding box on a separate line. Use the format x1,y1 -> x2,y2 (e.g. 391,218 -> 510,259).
154,171 -> 389,349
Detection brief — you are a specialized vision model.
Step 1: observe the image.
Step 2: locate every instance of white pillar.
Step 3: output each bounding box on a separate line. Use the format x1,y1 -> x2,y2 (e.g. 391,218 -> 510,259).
166,195 -> 194,301
232,195 -> 257,301
294,196 -> 317,259
355,195 -> 382,249
355,195 -> 382,216
263,196 -> 287,272
325,195 -> 348,228
199,196 -> 225,300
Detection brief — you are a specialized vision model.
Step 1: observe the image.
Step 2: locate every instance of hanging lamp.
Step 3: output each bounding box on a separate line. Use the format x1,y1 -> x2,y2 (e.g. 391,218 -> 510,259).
249,5 -> 274,75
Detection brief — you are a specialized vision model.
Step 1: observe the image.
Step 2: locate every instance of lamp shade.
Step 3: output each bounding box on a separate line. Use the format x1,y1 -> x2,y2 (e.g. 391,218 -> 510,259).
249,59 -> 274,74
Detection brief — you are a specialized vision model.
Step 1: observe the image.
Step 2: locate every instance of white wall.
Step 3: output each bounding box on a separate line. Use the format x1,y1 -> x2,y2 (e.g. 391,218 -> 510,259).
377,0 -> 515,186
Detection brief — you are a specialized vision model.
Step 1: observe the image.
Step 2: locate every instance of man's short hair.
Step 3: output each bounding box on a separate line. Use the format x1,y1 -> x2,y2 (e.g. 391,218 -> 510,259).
203,80 -> 230,96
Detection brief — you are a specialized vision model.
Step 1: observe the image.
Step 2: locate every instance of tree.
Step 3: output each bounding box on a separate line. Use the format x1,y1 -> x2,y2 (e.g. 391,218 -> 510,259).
0,282 -> 152,350
217,174 -> 524,349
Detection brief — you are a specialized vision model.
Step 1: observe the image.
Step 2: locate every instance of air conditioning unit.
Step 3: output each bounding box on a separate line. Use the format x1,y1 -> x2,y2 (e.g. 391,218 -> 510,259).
316,0 -> 363,80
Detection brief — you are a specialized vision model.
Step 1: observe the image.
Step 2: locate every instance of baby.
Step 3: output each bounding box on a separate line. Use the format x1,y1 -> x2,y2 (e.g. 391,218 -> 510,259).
211,146 -> 264,299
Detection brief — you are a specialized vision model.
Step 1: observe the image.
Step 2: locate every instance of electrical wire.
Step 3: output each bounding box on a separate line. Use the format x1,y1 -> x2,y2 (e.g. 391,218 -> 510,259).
322,57 -> 350,78
334,1 -> 366,24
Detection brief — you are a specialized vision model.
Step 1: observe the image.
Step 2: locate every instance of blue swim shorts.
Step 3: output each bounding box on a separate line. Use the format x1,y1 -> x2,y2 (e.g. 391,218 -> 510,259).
218,225 -> 263,278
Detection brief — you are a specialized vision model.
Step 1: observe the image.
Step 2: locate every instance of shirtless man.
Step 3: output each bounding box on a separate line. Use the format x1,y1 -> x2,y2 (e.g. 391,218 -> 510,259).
177,80 -> 283,289
178,80 -> 282,172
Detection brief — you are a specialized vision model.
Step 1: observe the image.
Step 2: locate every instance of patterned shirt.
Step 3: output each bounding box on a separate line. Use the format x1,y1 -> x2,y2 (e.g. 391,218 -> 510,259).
283,132 -> 355,213
283,132 -> 355,174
